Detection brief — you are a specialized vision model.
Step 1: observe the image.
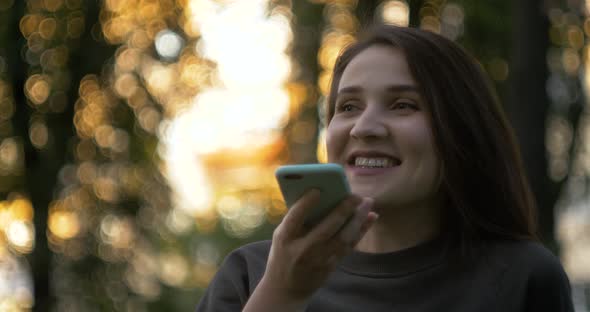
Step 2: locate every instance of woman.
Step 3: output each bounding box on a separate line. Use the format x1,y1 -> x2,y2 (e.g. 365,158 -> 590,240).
196,25 -> 573,311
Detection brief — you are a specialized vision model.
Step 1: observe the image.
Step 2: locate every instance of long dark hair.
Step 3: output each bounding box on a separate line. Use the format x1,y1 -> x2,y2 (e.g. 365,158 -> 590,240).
326,25 -> 538,244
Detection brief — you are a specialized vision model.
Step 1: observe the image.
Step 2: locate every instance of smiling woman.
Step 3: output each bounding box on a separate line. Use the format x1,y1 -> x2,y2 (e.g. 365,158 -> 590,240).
195,25 -> 574,312
326,44 -> 443,256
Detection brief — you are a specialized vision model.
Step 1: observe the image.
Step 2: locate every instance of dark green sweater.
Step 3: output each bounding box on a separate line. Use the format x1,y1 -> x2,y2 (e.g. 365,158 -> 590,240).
196,236 -> 573,311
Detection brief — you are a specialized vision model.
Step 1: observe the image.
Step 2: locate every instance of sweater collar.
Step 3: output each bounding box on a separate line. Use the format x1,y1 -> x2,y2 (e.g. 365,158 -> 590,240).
338,234 -> 453,276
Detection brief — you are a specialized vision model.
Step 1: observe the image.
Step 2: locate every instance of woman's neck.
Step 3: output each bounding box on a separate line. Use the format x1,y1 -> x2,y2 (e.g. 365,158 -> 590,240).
355,200 -> 442,253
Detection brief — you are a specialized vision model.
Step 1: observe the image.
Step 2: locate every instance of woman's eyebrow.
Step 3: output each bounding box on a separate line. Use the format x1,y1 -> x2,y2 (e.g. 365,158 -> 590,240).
337,84 -> 419,95
385,85 -> 419,93
337,86 -> 362,95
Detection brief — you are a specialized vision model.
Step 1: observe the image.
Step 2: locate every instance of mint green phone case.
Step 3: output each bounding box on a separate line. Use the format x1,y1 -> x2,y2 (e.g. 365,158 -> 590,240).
275,163 -> 350,227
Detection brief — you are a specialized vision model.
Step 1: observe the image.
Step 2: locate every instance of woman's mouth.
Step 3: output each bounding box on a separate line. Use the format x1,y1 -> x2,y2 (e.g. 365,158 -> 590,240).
353,156 -> 399,168
346,156 -> 401,176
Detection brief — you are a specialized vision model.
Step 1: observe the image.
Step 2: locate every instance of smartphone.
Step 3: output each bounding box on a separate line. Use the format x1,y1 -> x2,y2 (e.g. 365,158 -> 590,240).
275,163 -> 350,227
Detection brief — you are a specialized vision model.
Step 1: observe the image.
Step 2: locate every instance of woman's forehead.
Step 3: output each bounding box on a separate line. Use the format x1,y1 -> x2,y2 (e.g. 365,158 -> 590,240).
337,45 -> 417,92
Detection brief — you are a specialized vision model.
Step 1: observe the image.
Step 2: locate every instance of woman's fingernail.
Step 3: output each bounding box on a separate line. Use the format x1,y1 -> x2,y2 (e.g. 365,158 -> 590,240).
360,198 -> 373,212
360,214 -> 378,232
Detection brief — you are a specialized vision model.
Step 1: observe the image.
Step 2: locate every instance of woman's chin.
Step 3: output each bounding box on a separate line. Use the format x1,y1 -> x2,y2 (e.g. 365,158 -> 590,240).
351,184 -> 389,200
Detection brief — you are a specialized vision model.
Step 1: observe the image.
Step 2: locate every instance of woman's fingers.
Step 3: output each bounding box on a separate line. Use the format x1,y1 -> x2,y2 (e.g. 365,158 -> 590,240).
359,211 -> 379,234
305,195 -> 362,244
307,198 -> 376,260
339,198 -> 373,244
351,211 -> 379,248
275,192 -> 377,271
278,189 -> 321,239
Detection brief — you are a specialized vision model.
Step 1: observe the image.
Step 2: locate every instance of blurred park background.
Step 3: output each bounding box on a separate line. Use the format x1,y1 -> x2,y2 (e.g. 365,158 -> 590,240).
0,0 -> 589,311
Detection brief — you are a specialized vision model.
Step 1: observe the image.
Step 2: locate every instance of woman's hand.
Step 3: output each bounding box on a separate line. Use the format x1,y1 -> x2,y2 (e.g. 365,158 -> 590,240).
256,189 -> 378,304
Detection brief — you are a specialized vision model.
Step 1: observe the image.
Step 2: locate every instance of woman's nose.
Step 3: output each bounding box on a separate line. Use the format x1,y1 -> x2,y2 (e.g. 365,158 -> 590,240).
349,108 -> 388,140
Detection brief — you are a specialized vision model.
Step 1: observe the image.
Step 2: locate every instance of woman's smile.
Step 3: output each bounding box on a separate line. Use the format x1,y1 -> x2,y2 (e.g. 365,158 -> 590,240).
345,156 -> 401,176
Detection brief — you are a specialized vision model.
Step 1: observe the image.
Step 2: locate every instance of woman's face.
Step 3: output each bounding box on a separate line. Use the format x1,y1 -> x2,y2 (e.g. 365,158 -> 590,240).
326,44 -> 441,212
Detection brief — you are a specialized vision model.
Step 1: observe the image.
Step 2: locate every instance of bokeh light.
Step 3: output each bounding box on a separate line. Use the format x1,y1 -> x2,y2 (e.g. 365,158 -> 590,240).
0,138 -> 24,175
488,58 -> 510,81
0,197 -> 35,257
24,74 -> 51,105
6,221 -> 35,254
29,120 -> 49,149
48,209 -> 80,240
380,0 -> 410,26
0,253 -> 34,310
154,29 -> 184,61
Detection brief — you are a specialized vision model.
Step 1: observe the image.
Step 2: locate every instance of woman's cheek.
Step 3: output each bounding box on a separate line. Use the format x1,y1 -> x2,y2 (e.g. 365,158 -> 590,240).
326,118 -> 355,162
325,135 -> 337,163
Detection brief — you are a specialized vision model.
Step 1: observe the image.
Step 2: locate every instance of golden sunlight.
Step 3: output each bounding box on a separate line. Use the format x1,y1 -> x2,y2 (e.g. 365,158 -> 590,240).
160,0 -> 293,221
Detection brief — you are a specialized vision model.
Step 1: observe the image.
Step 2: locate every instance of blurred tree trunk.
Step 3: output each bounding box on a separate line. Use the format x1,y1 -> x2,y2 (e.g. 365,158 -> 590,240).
8,1 -> 53,309
355,0 -> 380,28
507,0 -> 559,248
6,1 -> 112,310
409,0 -> 424,27
288,1 -> 324,163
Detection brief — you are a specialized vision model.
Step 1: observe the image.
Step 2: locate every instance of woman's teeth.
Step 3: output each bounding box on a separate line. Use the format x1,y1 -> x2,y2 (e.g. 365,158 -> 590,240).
354,157 -> 395,168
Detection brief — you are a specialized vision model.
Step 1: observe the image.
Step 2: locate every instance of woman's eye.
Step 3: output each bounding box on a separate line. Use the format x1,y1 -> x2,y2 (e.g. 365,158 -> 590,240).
342,104 -> 355,111
337,101 -> 358,112
392,101 -> 417,110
